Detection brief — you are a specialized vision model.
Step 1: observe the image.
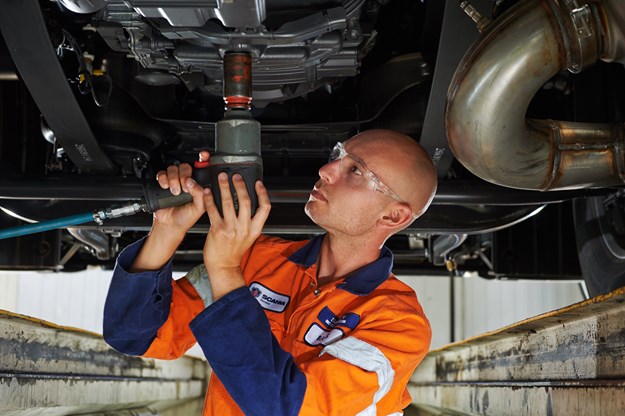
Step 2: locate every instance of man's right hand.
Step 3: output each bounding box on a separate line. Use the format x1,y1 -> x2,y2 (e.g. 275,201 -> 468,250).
153,150 -> 210,236
129,151 -> 210,272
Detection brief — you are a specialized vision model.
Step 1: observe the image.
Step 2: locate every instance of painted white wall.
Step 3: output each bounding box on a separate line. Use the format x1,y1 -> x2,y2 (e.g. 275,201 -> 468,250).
398,273 -> 585,350
397,275 -> 451,351
0,268 -> 206,357
0,274 -> 18,312
7,269 -> 113,334
0,269 -> 584,353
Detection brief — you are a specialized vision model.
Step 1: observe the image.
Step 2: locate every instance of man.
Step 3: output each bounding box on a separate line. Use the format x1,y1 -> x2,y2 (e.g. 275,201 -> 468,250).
103,129 -> 438,415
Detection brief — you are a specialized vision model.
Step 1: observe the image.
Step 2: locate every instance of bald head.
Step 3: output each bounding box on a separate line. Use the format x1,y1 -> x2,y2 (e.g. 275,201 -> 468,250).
345,129 -> 437,220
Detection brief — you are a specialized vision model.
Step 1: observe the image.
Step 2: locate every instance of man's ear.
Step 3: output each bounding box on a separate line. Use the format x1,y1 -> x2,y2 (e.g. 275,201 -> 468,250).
380,203 -> 414,229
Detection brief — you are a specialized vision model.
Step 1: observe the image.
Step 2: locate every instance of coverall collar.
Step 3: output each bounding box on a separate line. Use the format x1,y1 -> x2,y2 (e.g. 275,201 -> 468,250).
288,234 -> 394,295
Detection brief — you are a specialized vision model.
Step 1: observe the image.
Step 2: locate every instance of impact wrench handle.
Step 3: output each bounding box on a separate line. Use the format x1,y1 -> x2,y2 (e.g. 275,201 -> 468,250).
142,160 -> 210,213
142,160 -> 262,215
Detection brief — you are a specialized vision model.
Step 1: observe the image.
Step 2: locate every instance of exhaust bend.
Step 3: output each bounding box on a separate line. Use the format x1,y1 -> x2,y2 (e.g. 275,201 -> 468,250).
446,0 -> 625,191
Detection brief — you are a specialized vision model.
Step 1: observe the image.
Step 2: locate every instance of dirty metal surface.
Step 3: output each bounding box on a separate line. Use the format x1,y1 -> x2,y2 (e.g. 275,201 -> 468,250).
408,403 -> 472,416
408,382 -> 625,416
409,286 -> 625,415
0,310 -> 210,414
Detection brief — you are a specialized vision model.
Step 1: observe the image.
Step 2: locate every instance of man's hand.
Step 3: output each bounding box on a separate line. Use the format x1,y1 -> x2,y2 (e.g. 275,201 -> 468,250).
153,150 -> 210,237
203,172 -> 271,301
129,151 -> 209,272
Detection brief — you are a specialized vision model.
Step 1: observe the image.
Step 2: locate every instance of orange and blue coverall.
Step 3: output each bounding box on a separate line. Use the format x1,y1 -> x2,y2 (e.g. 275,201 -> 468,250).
103,234 -> 431,415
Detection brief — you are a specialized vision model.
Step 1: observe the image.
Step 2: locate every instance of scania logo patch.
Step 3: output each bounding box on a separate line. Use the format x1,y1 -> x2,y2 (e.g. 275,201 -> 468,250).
249,282 -> 290,313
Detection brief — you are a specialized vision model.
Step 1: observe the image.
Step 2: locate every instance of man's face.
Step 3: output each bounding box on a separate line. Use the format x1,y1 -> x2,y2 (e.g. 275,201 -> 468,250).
304,138 -> 393,236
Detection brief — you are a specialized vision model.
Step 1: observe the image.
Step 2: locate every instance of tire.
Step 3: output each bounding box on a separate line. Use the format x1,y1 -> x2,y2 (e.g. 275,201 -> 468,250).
573,195 -> 625,297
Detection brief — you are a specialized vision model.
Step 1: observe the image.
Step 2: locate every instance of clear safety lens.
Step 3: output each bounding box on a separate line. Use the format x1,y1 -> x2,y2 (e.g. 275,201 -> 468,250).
327,141 -> 419,219
329,142 -> 400,198
339,155 -> 375,190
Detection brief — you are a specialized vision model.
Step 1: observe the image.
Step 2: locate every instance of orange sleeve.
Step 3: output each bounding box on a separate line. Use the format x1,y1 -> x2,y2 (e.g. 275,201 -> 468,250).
142,277 -> 206,359
142,237 -> 272,360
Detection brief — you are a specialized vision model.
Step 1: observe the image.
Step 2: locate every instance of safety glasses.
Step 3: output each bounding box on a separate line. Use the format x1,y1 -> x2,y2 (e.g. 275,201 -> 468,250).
328,142 -> 416,218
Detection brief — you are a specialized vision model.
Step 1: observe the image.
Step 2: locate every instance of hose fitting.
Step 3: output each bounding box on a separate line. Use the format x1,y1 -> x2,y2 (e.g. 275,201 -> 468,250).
93,202 -> 143,225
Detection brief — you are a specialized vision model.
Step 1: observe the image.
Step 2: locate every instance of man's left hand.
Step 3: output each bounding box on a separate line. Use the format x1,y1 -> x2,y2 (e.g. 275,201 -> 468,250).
202,172 -> 271,301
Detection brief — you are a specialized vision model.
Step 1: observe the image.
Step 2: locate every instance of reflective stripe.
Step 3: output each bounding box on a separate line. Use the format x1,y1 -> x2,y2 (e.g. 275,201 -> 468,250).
184,263 -> 213,308
320,336 -> 395,415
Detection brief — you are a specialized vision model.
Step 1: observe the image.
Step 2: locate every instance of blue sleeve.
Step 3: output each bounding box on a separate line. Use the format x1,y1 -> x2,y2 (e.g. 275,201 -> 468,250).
103,237 -> 174,356
190,287 -> 307,416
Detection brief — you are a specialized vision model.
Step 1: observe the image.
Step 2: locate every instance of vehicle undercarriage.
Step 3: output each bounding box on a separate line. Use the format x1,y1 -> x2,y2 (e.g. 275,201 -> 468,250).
0,0 -> 624,296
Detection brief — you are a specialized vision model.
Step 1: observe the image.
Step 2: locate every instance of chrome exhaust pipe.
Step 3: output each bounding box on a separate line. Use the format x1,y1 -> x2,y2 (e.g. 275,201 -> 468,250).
446,0 -> 625,191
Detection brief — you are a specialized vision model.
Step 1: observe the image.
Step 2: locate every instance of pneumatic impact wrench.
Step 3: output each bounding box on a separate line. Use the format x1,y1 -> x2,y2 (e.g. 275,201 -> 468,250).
142,52 -> 263,215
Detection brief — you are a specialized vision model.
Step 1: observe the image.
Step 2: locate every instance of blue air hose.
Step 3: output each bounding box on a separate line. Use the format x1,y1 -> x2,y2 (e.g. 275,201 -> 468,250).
0,212 -> 95,240
0,202 -> 144,240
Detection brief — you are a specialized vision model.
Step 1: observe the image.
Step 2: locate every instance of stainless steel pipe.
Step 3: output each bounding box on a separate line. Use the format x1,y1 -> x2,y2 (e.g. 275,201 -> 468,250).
446,0 -> 625,191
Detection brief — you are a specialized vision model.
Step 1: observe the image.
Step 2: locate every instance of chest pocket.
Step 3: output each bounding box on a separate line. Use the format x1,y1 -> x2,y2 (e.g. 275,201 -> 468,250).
303,306 -> 361,347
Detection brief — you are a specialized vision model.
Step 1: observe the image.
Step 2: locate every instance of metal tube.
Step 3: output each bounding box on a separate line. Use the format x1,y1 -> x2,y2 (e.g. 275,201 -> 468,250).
0,176 -> 606,204
0,73 -> 17,81
67,228 -> 111,260
599,0 -> 625,64
446,0 -> 625,191
0,57 -> 18,81
431,233 -> 468,266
